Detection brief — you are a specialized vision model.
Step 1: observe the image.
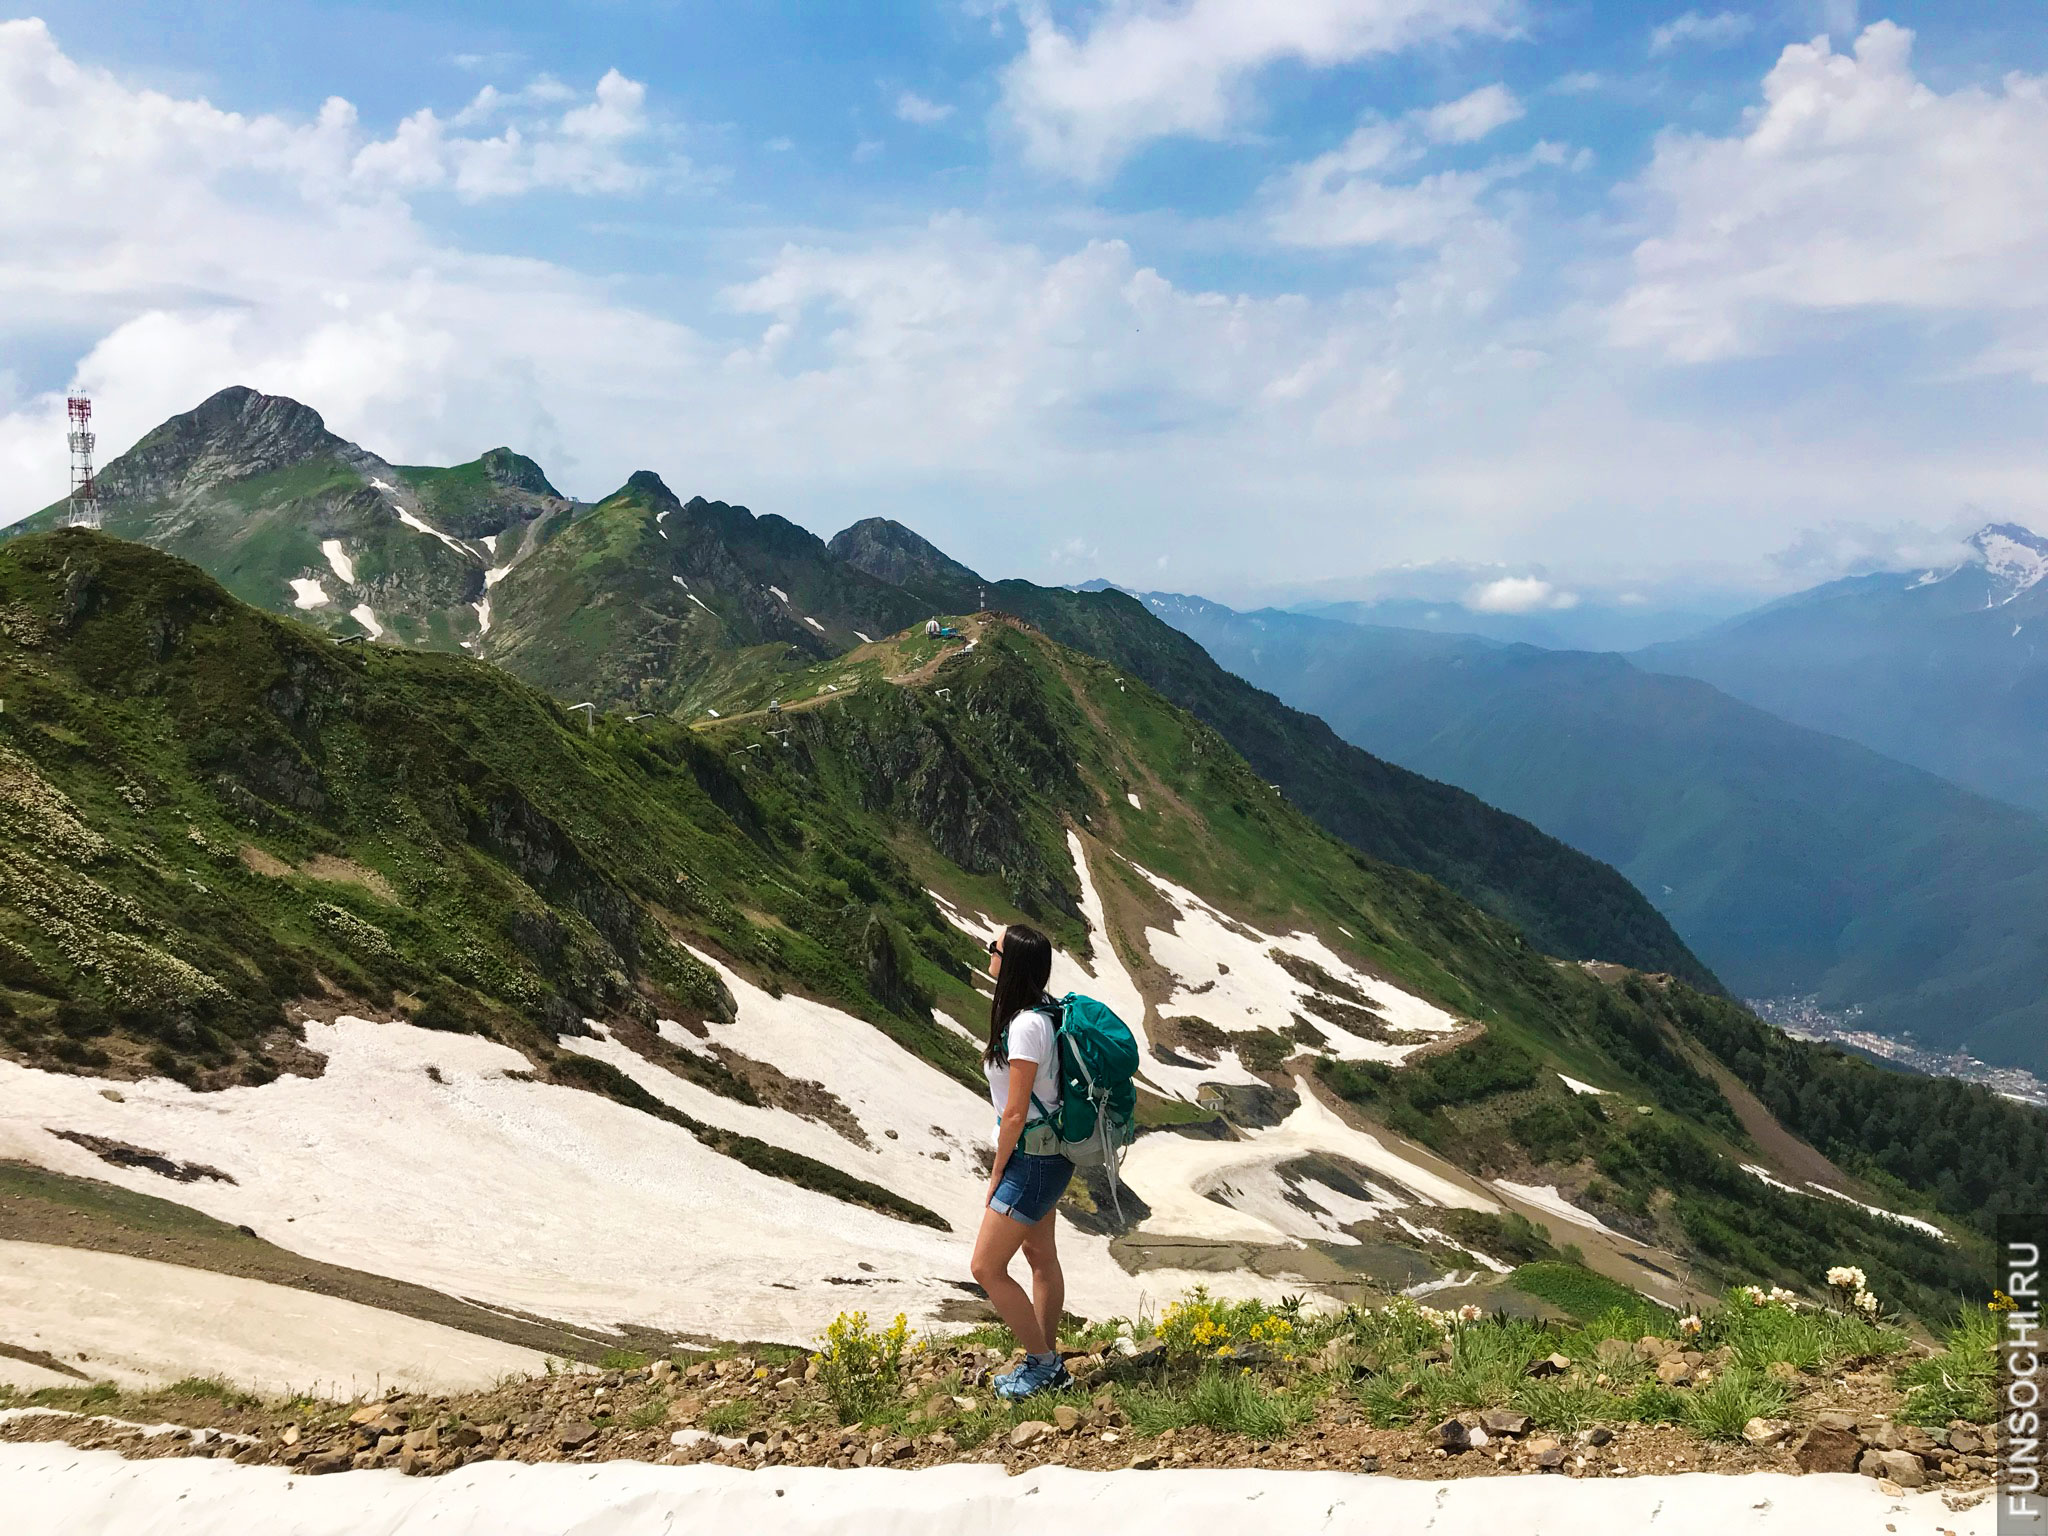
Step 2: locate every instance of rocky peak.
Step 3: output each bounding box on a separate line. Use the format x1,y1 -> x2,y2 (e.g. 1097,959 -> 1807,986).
478,447 -> 560,498
100,386 -> 345,504
828,517 -> 984,601
1967,521 -> 2048,605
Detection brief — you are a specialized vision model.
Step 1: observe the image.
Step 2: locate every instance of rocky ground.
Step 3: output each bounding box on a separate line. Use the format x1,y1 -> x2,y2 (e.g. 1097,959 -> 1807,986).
0,1331 -> 1996,1516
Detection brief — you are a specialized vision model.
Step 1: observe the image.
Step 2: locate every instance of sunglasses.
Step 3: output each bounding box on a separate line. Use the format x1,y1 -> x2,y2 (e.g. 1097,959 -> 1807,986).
987,937 -> 1002,956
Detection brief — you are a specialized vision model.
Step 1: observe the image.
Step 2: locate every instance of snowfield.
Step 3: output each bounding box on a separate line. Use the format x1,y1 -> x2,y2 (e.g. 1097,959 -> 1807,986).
1131,862 -> 1464,1064
0,1242 -> 545,1397
1120,1088 -> 1497,1247
0,1446 -> 1981,1536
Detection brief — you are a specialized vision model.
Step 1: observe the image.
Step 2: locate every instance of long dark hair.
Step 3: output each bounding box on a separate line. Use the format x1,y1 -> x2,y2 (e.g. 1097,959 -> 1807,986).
984,923 -> 1053,1067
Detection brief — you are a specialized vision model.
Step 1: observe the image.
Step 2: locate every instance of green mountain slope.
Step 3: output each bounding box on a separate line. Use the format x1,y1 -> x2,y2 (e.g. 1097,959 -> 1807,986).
482,472 -> 925,713
0,530 -> 2030,1323
828,519 -> 1716,991
4,390 -> 1713,996
1139,593 -> 2048,1076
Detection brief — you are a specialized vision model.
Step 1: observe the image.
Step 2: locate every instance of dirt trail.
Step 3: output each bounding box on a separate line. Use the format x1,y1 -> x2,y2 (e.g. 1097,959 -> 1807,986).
1654,1021 -> 1854,1192
691,618 -> 988,732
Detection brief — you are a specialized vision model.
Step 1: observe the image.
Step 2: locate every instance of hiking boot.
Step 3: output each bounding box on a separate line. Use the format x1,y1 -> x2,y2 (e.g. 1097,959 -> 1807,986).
995,1355 -> 1071,1401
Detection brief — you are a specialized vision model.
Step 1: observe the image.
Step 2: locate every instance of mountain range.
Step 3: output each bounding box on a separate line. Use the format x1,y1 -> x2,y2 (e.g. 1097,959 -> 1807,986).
1135,592 -> 2048,1077
8,387 -> 1707,989
4,383 -> 2041,1353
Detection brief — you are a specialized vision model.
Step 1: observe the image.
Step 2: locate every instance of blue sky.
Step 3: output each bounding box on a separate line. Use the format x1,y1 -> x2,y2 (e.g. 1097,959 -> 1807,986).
3,1 -> 2045,611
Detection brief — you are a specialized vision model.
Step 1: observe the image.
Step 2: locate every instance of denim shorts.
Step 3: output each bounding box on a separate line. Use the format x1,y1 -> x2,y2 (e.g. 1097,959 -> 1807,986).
989,1151 -> 1073,1225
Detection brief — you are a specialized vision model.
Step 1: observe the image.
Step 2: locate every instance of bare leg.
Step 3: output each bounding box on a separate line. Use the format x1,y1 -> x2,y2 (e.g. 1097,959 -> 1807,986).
970,1206 -> 1048,1354
1021,1213 -> 1065,1351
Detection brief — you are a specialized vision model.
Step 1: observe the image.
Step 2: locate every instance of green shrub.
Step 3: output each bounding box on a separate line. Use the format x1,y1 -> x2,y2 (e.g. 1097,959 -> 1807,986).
1678,1366 -> 1792,1441
1126,1367 -> 1309,1439
703,1400 -> 753,1436
812,1310 -> 916,1423
1896,1306 -> 1998,1426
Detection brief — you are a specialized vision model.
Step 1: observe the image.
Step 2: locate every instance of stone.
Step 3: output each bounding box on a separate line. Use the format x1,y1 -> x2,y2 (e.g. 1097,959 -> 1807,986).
1794,1424 -> 1863,1475
1525,1354 -> 1572,1379
1877,1449 -> 1926,1488
1534,1444 -> 1566,1471
1126,1453 -> 1160,1470
1635,1336 -> 1673,1361
1864,1422 -> 1907,1452
302,1450 -> 351,1475
1654,1358 -> 1695,1388
1358,1454 -> 1380,1473
1595,1338 -> 1633,1368
884,1437 -> 914,1463
374,1434 -> 403,1459
1434,1419 -> 1471,1453
557,1421 -> 599,1452
348,1404 -> 387,1426
1479,1409 -> 1531,1437
280,1425 -> 300,1447
1742,1418 -> 1791,1447
1766,1361 -> 1802,1385
1815,1411 -> 1859,1433
1468,1427 -> 1491,1449
1053,1405 -> 1084,1433
650,1360 -> 676,1384
1011,1421 -> 1053,1449
1578,1426 -> 1614,1448
1949,1426 -> 1984,1456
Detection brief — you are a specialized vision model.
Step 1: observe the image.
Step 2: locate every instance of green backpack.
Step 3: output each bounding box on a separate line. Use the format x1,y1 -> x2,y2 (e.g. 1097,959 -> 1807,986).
1022,992 -> 1141,1222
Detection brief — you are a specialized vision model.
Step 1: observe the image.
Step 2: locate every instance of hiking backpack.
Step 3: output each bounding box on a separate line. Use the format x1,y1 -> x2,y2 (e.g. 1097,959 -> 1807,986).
1025,992 -> 1141,1223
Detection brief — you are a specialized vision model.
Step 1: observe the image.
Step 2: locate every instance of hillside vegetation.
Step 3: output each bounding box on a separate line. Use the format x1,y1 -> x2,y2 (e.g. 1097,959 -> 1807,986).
2,530 -> 2035,1326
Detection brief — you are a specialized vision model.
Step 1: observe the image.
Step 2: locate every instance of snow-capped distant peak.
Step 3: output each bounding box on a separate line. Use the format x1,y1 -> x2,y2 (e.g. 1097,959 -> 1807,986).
1970,522 -> 2048,606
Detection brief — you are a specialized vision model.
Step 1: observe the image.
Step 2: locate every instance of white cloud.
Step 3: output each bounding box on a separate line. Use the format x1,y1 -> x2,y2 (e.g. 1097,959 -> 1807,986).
1612,23 -> 2048,373
1265,99 -> 1564,260
894,91 -> 954,126
1466,576 -> 1579,612
1415,83 -> 1523,144
997,0 -> 1517,180
1648,10 -> 1754,57
2,17 -> 2045,604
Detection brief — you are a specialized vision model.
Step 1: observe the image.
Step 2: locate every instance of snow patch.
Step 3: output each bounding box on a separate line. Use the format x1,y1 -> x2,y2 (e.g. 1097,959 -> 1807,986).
348,605 -> 383,640
0,1240 -> 544,1397
288,578 -> 328,610
1126,792 -> 1142,810
485,564 -> 514,589
481,533 -> 499,556
473,598 -> 491,636
0,1449 -> 1993,1536
1122,1087 -> 1497,1247
319,540 -> 354,584
854,631 -> 872,644
1801,1182 -> 1947,1240
671,576 -> 690,589
1131,862 -> 1462,1066
804,616 -> 826,632
394,505 -> 477,558
688,594 -> 714,614
0,1448 -> 1989,1536
1741,1164 -> 1799,1195
704,708 -> 720,719
769,586 -> 788,602
1491,1181 -> 1629,1238
1557,1074 -> 1604,1096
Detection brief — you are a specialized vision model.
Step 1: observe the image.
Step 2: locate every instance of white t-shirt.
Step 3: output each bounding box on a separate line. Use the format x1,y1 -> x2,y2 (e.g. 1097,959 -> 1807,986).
985,1003 -> 1059,1140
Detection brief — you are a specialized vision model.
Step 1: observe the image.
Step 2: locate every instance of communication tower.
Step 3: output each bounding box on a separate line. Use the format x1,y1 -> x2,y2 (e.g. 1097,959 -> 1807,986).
66,393 -> 101,530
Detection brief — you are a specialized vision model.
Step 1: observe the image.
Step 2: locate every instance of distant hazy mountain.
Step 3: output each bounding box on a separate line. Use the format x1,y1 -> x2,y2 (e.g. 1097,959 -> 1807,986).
1293,595 -> 1730,653
1637,523 -> 2048,817
1139,592 -> 2048,1078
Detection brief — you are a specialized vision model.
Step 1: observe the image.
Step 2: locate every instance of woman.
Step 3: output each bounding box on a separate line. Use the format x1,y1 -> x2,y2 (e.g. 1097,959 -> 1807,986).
970,923 -> 1075,1401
